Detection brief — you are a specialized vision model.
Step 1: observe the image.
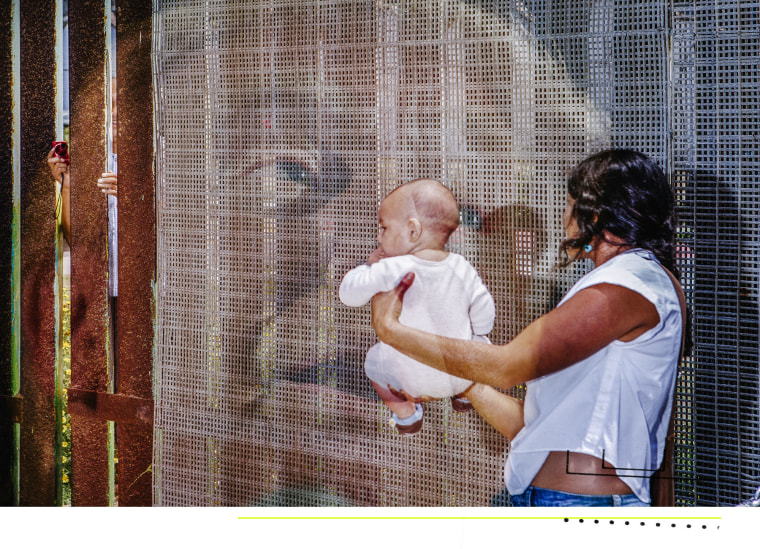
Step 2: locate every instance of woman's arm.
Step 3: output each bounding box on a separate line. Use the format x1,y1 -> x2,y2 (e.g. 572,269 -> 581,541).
464,383 -> 525,439
49,149 -> 71,245
60,173 -> 71,245
372,272 -> 659,389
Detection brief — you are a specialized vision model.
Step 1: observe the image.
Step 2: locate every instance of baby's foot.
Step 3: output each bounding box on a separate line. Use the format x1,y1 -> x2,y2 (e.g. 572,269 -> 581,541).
451,395 -> 473,412
390,403 -> 423,435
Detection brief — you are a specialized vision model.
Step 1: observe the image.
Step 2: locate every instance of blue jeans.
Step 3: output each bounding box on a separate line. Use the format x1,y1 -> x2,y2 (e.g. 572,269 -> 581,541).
507,486 -> 649,507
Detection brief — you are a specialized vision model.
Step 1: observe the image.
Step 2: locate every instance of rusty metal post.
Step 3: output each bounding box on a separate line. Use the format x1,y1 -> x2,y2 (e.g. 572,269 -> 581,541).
18,0 -> 59,506
114,0 -> 155,506
0,0 -> 16,508
68,0 -> 112,506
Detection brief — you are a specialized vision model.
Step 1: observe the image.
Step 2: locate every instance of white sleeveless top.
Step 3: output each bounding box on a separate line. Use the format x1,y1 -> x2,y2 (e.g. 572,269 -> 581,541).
504,249 -> 682,502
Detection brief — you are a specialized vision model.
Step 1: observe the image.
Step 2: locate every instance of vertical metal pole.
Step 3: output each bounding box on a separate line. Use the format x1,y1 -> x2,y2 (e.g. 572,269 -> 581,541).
68,0 -> 112,506
53,0 -> 65,506
114,0 -> 155,506
18,0 -> 59,506
0,0 -> 18,508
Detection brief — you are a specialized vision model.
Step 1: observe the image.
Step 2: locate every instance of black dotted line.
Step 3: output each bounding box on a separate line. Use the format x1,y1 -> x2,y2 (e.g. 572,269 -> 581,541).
563,518 -> 711,529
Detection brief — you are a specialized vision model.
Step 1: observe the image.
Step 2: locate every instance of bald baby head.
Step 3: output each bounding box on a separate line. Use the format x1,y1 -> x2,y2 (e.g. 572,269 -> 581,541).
390,178 -> 461,247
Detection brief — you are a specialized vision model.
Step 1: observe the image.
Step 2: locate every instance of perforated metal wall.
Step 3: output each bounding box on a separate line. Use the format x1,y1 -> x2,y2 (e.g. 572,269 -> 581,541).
152,0 -> 760,506
671,0 -> 760,506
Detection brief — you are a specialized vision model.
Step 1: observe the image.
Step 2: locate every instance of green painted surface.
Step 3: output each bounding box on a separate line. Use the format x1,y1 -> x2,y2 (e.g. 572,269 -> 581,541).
9,0 -> 20,507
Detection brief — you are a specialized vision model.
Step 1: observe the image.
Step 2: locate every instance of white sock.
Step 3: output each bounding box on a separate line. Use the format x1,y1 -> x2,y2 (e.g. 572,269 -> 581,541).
393,403 -> 423,425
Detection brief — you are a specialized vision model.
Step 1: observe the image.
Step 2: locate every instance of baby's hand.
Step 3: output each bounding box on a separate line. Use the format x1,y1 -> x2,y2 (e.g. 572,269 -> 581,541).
366,247 -> 386,265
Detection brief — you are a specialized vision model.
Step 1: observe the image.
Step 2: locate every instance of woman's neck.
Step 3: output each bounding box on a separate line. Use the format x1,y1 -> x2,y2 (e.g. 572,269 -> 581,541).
589,232 -> 633,267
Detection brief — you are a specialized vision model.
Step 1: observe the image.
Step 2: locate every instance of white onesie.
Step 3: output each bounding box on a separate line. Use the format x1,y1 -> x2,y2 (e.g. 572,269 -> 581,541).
339,253 -> 495,398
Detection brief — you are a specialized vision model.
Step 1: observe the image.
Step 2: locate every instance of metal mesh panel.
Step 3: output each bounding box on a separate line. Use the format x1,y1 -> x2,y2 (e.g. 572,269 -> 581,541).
671,0 -> 760,506
152,0 -> 760,506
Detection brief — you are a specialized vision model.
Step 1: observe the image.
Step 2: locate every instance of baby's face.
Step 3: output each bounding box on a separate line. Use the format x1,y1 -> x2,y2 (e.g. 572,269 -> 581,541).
377,191 -> 415,257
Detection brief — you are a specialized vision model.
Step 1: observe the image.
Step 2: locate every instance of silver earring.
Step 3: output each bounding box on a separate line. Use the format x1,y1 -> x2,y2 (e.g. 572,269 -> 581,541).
583,244 -> 593,253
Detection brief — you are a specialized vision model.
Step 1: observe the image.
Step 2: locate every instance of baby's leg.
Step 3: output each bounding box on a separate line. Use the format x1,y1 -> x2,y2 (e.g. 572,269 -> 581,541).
371,381 -> 417,419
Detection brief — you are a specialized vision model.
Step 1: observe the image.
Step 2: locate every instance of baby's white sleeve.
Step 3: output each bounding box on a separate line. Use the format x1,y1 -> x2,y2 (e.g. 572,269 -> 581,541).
469,274 -> 496,336
339,262 -> 398,307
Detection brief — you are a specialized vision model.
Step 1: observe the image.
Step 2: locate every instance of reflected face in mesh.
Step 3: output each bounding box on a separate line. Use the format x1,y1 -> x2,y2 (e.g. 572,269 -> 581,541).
254,156 -> 317,213
377,191 -> 415,257
563,196 -> 579,241
277,161 -> 313,186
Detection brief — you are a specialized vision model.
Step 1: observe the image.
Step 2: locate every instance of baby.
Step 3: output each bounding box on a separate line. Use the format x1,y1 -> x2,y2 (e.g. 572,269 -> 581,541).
339,179 -> 495,435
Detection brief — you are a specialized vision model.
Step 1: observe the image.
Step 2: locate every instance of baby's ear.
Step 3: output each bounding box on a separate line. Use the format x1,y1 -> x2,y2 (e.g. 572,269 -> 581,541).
408,218 -> 422,242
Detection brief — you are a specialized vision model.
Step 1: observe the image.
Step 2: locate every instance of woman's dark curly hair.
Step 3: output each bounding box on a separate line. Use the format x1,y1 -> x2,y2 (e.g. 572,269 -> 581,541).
560,149 -> 679,278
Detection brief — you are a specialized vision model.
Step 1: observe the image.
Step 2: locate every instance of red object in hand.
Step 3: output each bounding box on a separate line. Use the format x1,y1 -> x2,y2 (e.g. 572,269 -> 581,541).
52,141 -> 70,165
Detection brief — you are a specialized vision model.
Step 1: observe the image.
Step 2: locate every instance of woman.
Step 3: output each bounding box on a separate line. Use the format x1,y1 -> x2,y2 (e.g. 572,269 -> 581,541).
371,149 -> 685,506
48,146 -> 119,247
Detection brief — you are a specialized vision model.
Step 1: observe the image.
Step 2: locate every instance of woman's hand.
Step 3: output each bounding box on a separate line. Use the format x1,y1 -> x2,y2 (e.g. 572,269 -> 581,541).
47,148 -> 69,184
370,271 -> 414,342
97,172 -> 118,196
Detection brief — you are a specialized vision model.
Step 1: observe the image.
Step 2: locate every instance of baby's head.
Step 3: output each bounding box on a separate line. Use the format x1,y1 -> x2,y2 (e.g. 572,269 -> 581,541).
377,178 -> 460,257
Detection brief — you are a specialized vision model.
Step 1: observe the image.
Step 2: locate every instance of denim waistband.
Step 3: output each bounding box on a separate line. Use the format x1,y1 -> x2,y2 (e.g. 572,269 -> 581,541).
510,486 -> 649,507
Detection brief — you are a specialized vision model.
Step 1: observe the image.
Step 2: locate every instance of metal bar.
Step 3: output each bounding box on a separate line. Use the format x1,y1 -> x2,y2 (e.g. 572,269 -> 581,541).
18,0 -> 59,506
0,0 -> 17,507
68,0 -> 112,507
67,389 -> 152,425
0,396 -> 23,425
114,0 -> 155,507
